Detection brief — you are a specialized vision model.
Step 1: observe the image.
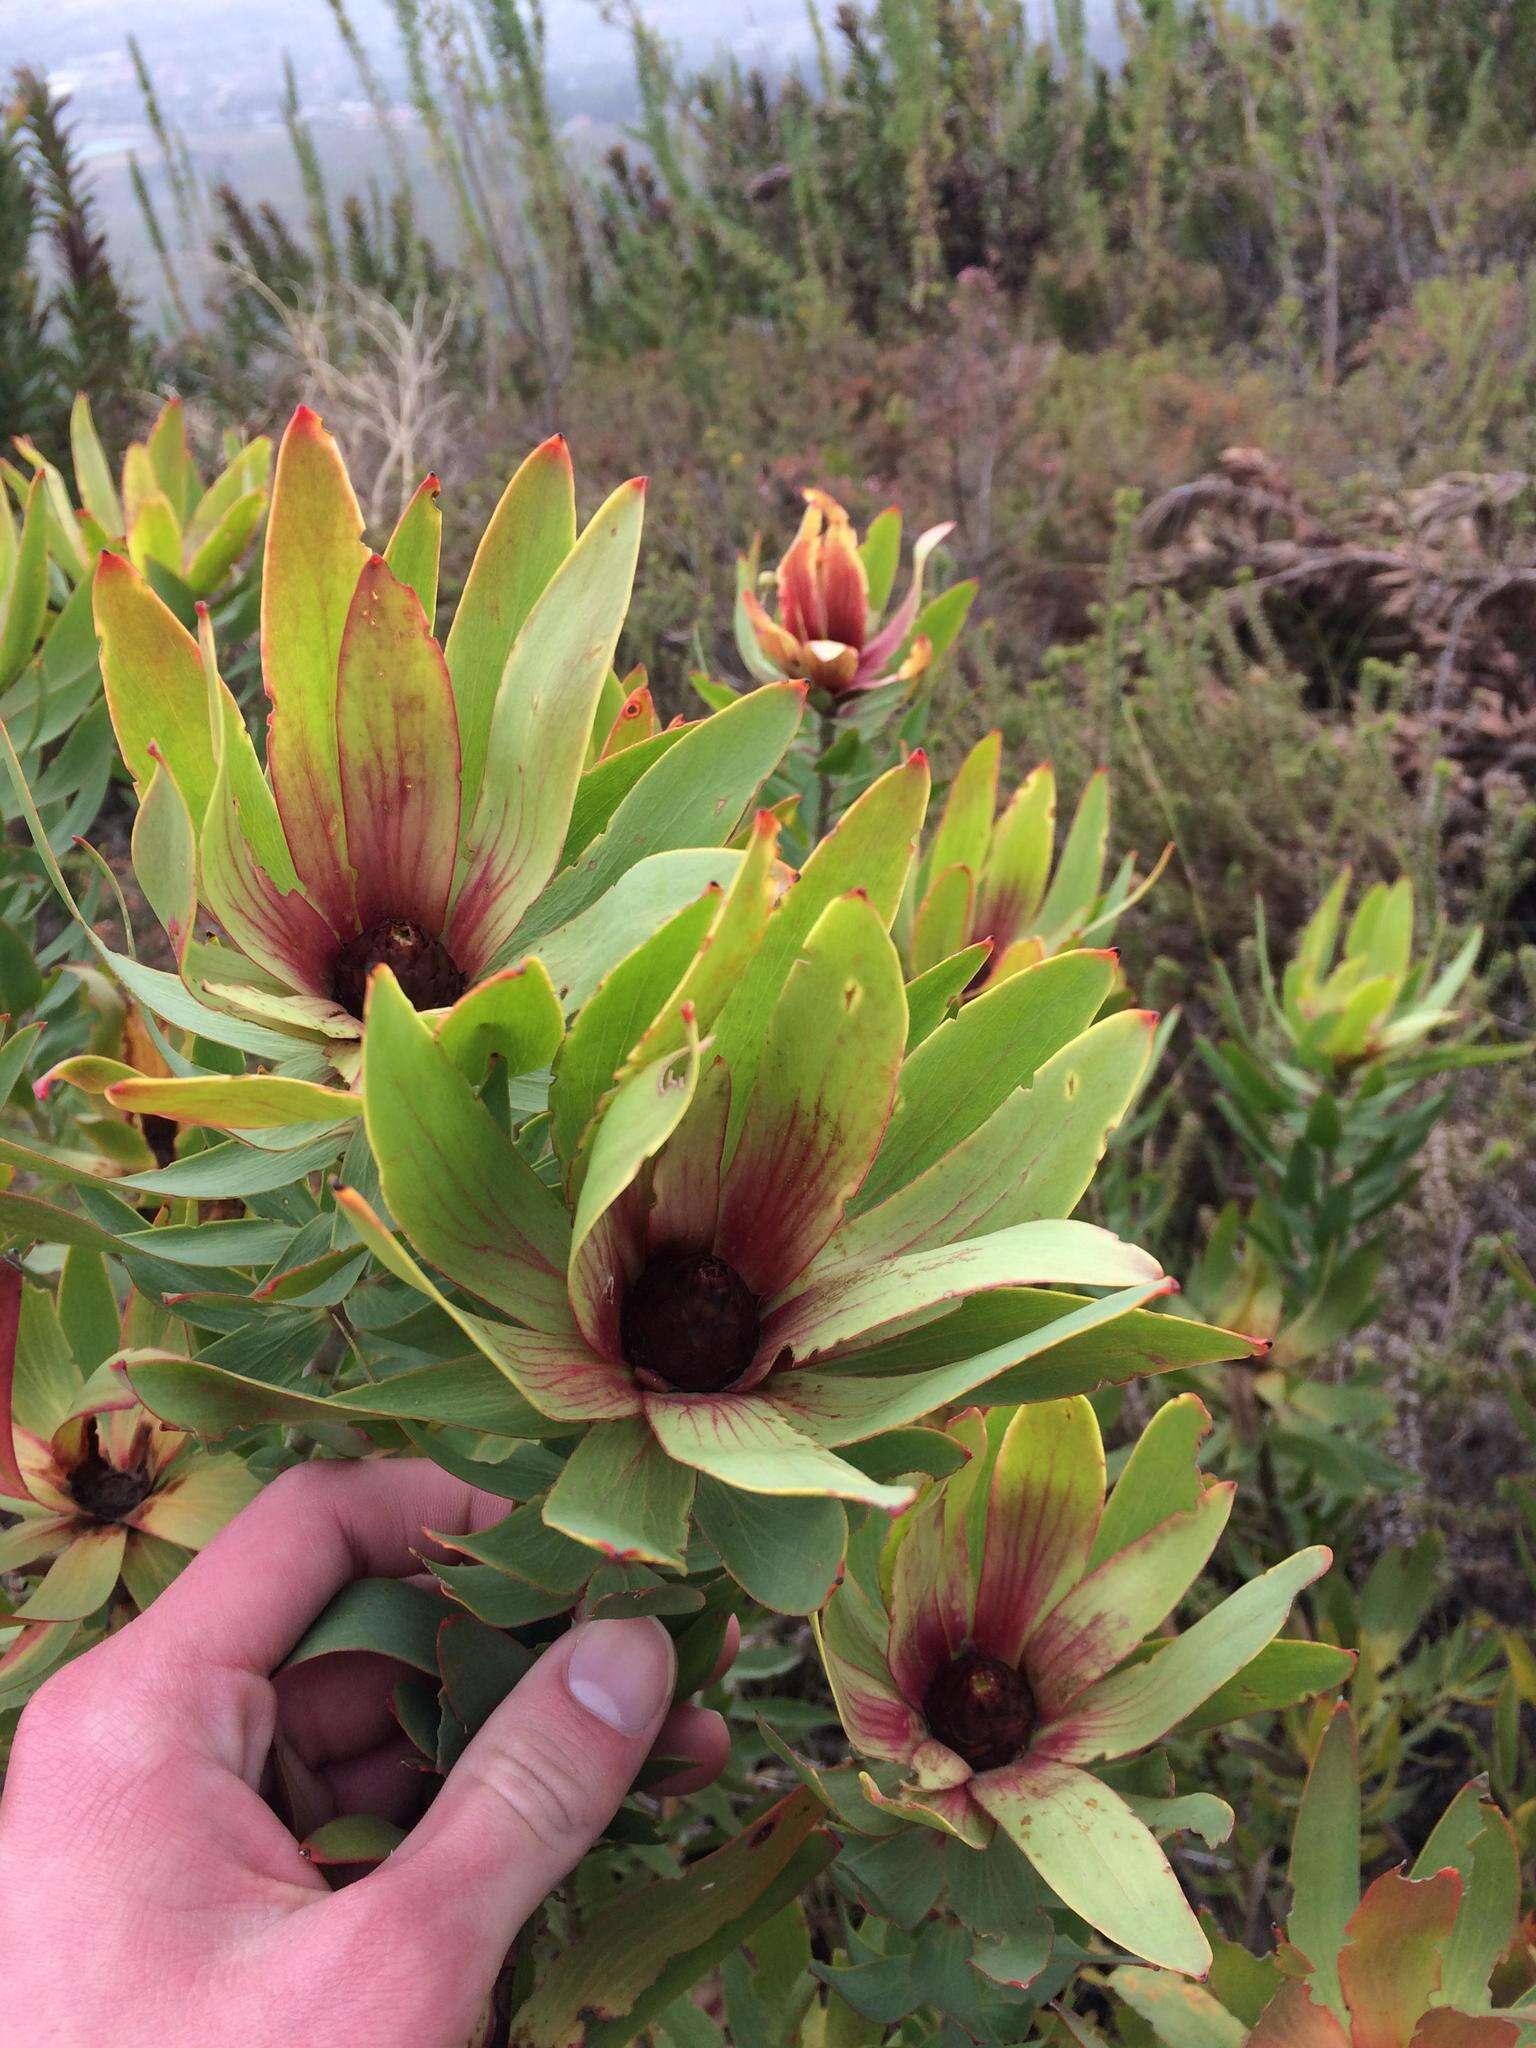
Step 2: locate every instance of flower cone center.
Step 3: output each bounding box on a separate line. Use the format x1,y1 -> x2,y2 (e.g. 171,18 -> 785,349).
68,1425 -> 151,1525
620,1251 -> 761,1394
923,1649 -> 1036,1773
331,919 -> 465,1018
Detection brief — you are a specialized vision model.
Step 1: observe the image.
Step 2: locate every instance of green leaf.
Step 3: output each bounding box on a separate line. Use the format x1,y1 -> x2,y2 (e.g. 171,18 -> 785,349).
981,764 -> 1054,936
118,1219 -> 297,1269
118,1131 -> 345,1199
720,891 -> 907,1297
533,850 -> 746,1014
968,1922 -> 1054,1994
361,966 -> 571,1331
13,1524 -> 128,1622
855,948 -> 1116,1209
974,1757 -> 1209,1975
93,550 -> 217,823
902,945 -> 990,1048
711,755 -> 931,1137
334,553 -> 462,941
909,863 -> 975,977
1110,1968 -> 1245,2048
445,436 -> 576,825
0,475 -> 48,692
1092,1392 -> 1211,1568
105,1073 -> 360,1132
105,953 -> 302,1062
70,392 -> 124,533
837,1828 -> 947,1929
383,472 -> 443,626
284,1575 -> 445,1675
0,932 -> 44,1019
1050,1547 -> 1332,1761
1123,1792 -> 1234,1849
124,1349 -> 548,1439
570,1027 -> 700,1272
833,1009 -> 1156,1262
511,1787 -> 829,2048
693,1479 -> 847,1615
841,1427 -> 968,1484
450,477 -> 645,969
542,1417 -> 696,1572
1358,1531 -> 1441,1673
1173,1639 -> 1356,1734
301,1814 -> 407,1865
855,1289 -> 1259,1402
1035,769 -> 1109,942
260,407 -> 369,929
550,894 -> 717,1174
436,1499 -> 596,1595
518,683 -> 803,951
434,960 -> 564,1089
779,1220 -> 1161,1363
860,507 -> 902,615
908,577 -> 976,673
58,1247 -> 120,1373
923,734 -> 1000,892
561,731 -> 685,865
147,398 -> 198,519
646,1394 -> 911,1512
770,1281 -> 1171,1446
0,1192 -> 122,1255
1447,1808 -> 1521,2007
184,487 -> 265,596
130,750 -> 198,960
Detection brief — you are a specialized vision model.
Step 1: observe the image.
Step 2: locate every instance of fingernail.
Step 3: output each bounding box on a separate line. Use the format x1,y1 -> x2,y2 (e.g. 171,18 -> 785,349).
566,1617 -> 675,1734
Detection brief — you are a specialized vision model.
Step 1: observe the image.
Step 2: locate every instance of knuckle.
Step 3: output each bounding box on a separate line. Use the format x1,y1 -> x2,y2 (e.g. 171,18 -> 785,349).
15,1655 -> 106,1750
264,1458 -> 344,1510
462,1727 -> 597,1858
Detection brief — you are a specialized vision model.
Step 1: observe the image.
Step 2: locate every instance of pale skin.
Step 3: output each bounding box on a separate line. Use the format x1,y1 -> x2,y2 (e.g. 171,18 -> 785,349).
0,1459 -> 737,2048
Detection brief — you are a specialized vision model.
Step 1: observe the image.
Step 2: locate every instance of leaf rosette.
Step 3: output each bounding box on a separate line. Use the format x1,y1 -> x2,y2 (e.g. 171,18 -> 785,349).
814,1394 -> 1331,1974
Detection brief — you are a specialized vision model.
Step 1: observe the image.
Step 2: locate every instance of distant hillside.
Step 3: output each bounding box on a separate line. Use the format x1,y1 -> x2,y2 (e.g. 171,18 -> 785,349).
7,0 -> 1125,320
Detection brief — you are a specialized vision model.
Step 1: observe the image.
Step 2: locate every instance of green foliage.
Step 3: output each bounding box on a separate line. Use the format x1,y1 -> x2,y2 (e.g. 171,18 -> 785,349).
7,69 -> 138,451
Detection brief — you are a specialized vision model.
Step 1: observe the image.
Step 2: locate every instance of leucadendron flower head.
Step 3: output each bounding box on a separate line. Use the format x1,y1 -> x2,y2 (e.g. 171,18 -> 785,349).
1269,867 -> 1488,1077
903,733 -> 1167,996
310,759 -> 1262,1608
13,392 -> 271,603
737,489 -> 969,706
815,1393 -> 1330,1974
0,1261 -> 258,1634
78,406 -> 649,1076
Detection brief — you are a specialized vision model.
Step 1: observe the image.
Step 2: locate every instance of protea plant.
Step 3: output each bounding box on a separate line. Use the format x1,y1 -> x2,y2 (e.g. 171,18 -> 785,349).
814,1394 -> 1330,1973
15,392 -> 271,601
902,734 -> 1165,994
736,488 -> 966,706
0,1260 -> 259,1625
287,760 -> 1267,1602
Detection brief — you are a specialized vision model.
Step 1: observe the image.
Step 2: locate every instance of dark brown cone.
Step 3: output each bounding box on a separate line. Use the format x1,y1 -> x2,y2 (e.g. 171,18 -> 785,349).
331,919 -> 465,1019
67,1420 -> 152,1525
923,1649 -> 1036,1772
620,1251 -> 762,1394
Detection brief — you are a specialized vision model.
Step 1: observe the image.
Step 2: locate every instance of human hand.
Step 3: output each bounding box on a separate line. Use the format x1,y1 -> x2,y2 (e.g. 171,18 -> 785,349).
0,1458 -> 735,2048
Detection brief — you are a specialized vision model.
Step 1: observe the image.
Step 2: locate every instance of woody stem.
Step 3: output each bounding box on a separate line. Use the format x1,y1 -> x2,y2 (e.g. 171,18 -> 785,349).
811,709 -> 838,842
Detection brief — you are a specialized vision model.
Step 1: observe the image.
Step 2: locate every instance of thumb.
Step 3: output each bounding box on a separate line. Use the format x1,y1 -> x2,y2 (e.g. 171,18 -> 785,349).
334,1617 -> 676,1987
